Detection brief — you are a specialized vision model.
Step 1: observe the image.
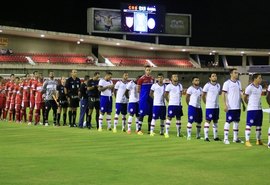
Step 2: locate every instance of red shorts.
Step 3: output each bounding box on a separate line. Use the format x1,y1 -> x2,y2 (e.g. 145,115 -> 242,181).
0,98 -> 6,109
15,104 -> 21,110
9,103 -> 15,110
35,102 -> 44,110
30,97 -> 35,109
22,101 -> 30,108
5,100 -> 11,109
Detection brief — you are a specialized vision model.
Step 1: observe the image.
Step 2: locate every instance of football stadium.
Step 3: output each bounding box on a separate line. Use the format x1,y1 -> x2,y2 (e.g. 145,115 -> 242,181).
0,1 -> 270,185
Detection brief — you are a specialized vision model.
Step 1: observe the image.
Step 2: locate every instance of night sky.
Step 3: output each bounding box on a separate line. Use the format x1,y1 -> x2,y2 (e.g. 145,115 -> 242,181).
1,0 -> 270,48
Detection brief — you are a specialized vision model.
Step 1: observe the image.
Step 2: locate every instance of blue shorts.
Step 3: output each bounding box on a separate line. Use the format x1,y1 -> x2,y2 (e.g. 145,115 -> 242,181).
205,108 -> 219,121
128,102 -> 139,116
115,103 -> 127,115
139,98 -> 153,117
188,105 -> 202,124
152,106 -> 166,120
168,105 -> 183,119
100,96 -> 112,113
246,110 -> 263,127
226,109 -> 241,123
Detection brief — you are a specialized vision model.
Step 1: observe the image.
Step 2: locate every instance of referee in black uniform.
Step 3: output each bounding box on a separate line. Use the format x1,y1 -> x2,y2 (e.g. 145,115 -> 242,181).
87,71 -> 101,129
56,76 -> 69,126
65,69 -> 81,127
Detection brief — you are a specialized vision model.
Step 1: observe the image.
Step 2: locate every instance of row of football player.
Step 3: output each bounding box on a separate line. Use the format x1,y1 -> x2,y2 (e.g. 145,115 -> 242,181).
1,68 -> 270,149
0,71 -> 77,126
95,66 -> 270,149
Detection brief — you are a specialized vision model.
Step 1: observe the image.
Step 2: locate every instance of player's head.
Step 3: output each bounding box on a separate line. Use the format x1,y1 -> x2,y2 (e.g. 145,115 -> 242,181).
252,73 -> 262,84
93,71 -> 100,80
14,76 -> 20,84
25,73 -> 30,80
229,68 -> 239,80
209,73 -> 217,83
49,71 -> 54,79
157,73 -> 164,84
144,65 -> 151,76
105,71 -> 112,80
171,73 -> 178,83
71,69 -> 77,78
61,76 -> 66,85
33,71 -> 39,79
10,74 -> 15,81
122,71 -> 128,81
84,75 -> 90,82
192,76 -> 200,86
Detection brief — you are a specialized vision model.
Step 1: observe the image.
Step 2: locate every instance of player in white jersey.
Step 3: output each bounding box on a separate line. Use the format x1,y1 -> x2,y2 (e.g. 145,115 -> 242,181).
125,76 -> 140,134
243,74 -> 263,147
266,84 -> 270,148
222,68 -> 246,144
98,71 -> 114,131
164,73 -> 183,138
202,73 -> 221,142
113,72 -> 129,133
149,73 -> 166,136
186,77 -> 203,140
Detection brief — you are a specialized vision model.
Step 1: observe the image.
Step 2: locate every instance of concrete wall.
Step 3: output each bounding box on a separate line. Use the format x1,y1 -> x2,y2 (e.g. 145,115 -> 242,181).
0,34 -> 92,54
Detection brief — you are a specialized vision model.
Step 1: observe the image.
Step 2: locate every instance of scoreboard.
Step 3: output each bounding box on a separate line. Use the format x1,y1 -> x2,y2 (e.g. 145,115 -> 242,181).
121,4 -> 165,34
87,7 -> 191,38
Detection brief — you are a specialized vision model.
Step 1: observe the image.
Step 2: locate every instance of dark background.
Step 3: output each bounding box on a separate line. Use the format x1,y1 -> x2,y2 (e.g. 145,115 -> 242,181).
1,0 -> 269,48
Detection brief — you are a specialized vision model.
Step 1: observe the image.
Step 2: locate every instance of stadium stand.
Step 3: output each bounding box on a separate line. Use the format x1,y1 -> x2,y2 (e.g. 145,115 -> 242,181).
0,54 -> 28,63
0,53 -> 94,65
104,55 -> 194,67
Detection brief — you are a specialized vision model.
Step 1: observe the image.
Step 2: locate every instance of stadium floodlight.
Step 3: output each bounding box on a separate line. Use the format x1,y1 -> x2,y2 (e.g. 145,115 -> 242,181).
150,47 -> 154,50
40,34 -> 45,37
116,43 -> 120,45
182,49 -> 186,52
241,51 -> 245,54
79,39 -> 84,42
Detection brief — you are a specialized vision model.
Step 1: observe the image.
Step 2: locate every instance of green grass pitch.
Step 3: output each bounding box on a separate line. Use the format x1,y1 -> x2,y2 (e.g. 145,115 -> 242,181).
0,96 -> 270,185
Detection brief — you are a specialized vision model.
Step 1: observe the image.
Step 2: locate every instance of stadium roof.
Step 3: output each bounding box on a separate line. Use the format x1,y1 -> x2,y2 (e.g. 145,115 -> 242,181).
1,25 -> 270,56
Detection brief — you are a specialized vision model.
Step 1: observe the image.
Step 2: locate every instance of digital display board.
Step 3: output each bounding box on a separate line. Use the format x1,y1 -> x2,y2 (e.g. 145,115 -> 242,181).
121,4 -> 165,33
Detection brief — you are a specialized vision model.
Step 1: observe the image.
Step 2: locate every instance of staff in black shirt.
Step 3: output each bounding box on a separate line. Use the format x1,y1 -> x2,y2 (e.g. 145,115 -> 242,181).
65,69 -> 81,127
87,72 -> 100,129
78,75 -> 90,128
56,76 -> 68,126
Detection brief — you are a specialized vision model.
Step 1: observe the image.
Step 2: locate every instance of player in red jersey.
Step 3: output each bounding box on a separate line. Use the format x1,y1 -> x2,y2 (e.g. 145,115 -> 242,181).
34,75 -> 44,125
15,77 -> 23,122
28,71 -> 39,125
20,73 -> 31,123
0,76 -> 6,119
9,77 -> 20,122
3,74 -> 15,120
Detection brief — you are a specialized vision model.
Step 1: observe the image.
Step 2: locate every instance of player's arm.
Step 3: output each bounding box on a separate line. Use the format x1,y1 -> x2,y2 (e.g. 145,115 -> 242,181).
78,85 -> 83,99
42,81 -> 47,94
114,89 -> 118,98
185,93 -> 191,106
243,93 -> 248,104
149,90 -> 154,99
136,84 -> 141,94
87,80 -> 96,91
164,91 -> 169,102
98,85 -> 111,92
267,91 -> 270,106
202,92 -> 207,104
222,91 -> 228,112
241,92 -> 246,111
